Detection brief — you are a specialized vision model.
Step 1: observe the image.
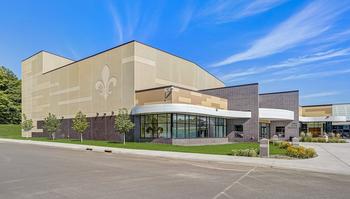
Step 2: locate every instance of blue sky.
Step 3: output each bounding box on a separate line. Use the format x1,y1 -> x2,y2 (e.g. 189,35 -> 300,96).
1,0 -> 349,105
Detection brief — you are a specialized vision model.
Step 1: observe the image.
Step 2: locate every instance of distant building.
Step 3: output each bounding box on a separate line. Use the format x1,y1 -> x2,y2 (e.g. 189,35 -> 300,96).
300,103 -> 350,137
22,41 -> 299,145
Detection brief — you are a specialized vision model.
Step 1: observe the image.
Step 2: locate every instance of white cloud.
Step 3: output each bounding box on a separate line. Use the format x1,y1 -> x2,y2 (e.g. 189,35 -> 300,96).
220,48 -> 350,81
237,0 -> 285,19
108,2 -> 124,43
212,1 -> 350,67
178,3 -> 195,34
107,1 -> 162,43
301,91 -> 340,99
178,0 -> 285,33
262,68 -> 350,83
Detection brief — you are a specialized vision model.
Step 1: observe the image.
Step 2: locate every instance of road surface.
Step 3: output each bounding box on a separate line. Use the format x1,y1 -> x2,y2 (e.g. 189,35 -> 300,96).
1,142 -> 349,199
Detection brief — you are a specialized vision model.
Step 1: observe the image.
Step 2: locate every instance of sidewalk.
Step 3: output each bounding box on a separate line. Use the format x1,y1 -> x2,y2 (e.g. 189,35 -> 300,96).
1,138 -> 349,175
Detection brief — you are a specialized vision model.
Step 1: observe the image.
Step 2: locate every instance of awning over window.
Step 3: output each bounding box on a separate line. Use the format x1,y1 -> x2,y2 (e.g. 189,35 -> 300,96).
259,108 -> 294,121
299,116 -> 347,122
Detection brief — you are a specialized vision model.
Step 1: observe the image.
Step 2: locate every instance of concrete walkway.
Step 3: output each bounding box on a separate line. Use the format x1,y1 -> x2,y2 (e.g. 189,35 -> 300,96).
1,138 -> 349,175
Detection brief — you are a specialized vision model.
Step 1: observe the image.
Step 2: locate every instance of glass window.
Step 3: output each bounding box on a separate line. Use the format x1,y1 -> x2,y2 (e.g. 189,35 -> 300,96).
188,115 -> 197,138
197,116 -> 208,138
140,114 -> 171,139
176,114 -> 186,138
234,125 -> 243,132
140,114 -> 227,139
276,126 -> 285,138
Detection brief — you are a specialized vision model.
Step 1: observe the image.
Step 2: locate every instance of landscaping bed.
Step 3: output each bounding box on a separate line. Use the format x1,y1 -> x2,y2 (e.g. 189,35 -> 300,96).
231,141 -> 316,159
300,132 -> 347,143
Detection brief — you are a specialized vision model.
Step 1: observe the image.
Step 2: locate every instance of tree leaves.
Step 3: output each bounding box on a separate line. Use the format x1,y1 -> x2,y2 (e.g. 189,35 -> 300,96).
0,66 -> 21,124
115,108 -> 134,135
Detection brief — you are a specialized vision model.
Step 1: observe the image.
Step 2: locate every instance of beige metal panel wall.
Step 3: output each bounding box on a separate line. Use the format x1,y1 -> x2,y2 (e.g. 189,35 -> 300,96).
135,86 -> 227,109
135,88 -> 171,105
133,42 -> 224,91
301,106 -> 332,117
42,52 -> 74,73
22,43 -> 135,133
171,87 -> 227,109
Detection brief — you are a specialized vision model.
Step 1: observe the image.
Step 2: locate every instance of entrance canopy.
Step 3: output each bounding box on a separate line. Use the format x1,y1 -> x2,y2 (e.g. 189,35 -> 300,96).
131,103 -> 251,119
299,116 -> 347,122
259,108 -> 294,121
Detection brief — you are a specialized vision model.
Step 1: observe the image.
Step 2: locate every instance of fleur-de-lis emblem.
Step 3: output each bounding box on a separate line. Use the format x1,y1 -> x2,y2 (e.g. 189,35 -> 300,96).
95,65 -> 117,100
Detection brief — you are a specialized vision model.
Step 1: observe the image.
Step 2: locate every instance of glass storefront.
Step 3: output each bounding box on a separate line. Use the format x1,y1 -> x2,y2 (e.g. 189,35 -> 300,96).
140,113 -> 226,139
299,122 -> 332,137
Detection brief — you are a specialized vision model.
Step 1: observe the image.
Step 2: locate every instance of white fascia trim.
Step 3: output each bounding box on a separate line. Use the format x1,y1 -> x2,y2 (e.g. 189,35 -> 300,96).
299,116 -> 347,122
259,108 -> 294,121
131,103 -> 251,119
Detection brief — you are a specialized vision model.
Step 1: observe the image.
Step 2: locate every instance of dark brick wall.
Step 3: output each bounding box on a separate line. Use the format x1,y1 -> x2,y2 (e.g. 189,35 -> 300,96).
34,116 -> 135,142
200,84 -> 259,142
259,91 -> 299,139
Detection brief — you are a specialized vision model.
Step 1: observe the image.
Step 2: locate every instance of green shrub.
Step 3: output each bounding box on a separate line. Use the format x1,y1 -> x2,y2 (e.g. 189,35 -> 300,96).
273,140 -> 282,146
328,138 -> 347,143
232,148 -> 258,157
300,132 -> 305,138
336,133 -> 341,139
248,149 -> 257,157
306,132 -> 313,138
278,141 -> 292,149
305,148 -> 316,158
316,137 -> 326,143
286,145 -> 316,159
307,137 -> 312,142
301,136 -> 347,143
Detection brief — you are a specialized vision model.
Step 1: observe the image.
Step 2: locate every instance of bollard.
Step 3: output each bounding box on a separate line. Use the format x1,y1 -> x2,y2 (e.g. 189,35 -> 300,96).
292,137 -> 299,146
260,138 -> 269,158
272,135 -> 279,143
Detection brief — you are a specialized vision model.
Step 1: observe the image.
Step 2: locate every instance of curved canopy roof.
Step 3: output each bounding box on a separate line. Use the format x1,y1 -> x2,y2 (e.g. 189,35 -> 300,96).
131,103 -> 251,119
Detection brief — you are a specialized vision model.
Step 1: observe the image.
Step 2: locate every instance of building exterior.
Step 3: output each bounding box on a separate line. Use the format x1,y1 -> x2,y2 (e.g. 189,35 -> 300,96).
299,103 -> 350,137
22,41 -> 299,145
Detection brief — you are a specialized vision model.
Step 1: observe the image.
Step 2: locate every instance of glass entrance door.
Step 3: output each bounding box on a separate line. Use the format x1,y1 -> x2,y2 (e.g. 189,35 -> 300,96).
260,123 -> 270,139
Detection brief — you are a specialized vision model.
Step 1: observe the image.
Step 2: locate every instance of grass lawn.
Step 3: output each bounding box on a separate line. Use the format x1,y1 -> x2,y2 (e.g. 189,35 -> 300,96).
0,124 -> 286,156
0,124 -> 22,139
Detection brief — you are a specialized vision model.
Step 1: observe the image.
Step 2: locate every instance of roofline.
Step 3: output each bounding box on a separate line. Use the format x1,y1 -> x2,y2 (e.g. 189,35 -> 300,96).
301,104 -> 333,107
23,40 -> 225,85
42,40 -> 135,74
199,83 -> 259,92
301,102 -> 350,107
259,90 -> 299,95
22,50 -> 74,62
134,40 -> 225,85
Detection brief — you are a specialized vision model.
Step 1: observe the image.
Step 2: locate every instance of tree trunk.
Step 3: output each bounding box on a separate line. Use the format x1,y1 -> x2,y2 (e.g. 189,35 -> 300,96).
52,132 -> 55,140
123,133 -> 125,145
80,133 -> 83,143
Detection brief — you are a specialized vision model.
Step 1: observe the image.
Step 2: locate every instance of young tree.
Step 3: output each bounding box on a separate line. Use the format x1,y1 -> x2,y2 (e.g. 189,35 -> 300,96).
21,114 -> 33,138
43,113 -> 60,140
115,108 -> 134,144
72,111 -> 89,143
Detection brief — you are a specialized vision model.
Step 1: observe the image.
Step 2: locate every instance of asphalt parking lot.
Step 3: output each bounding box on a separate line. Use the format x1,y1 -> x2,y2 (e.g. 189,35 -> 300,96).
1,142 -> 350,199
